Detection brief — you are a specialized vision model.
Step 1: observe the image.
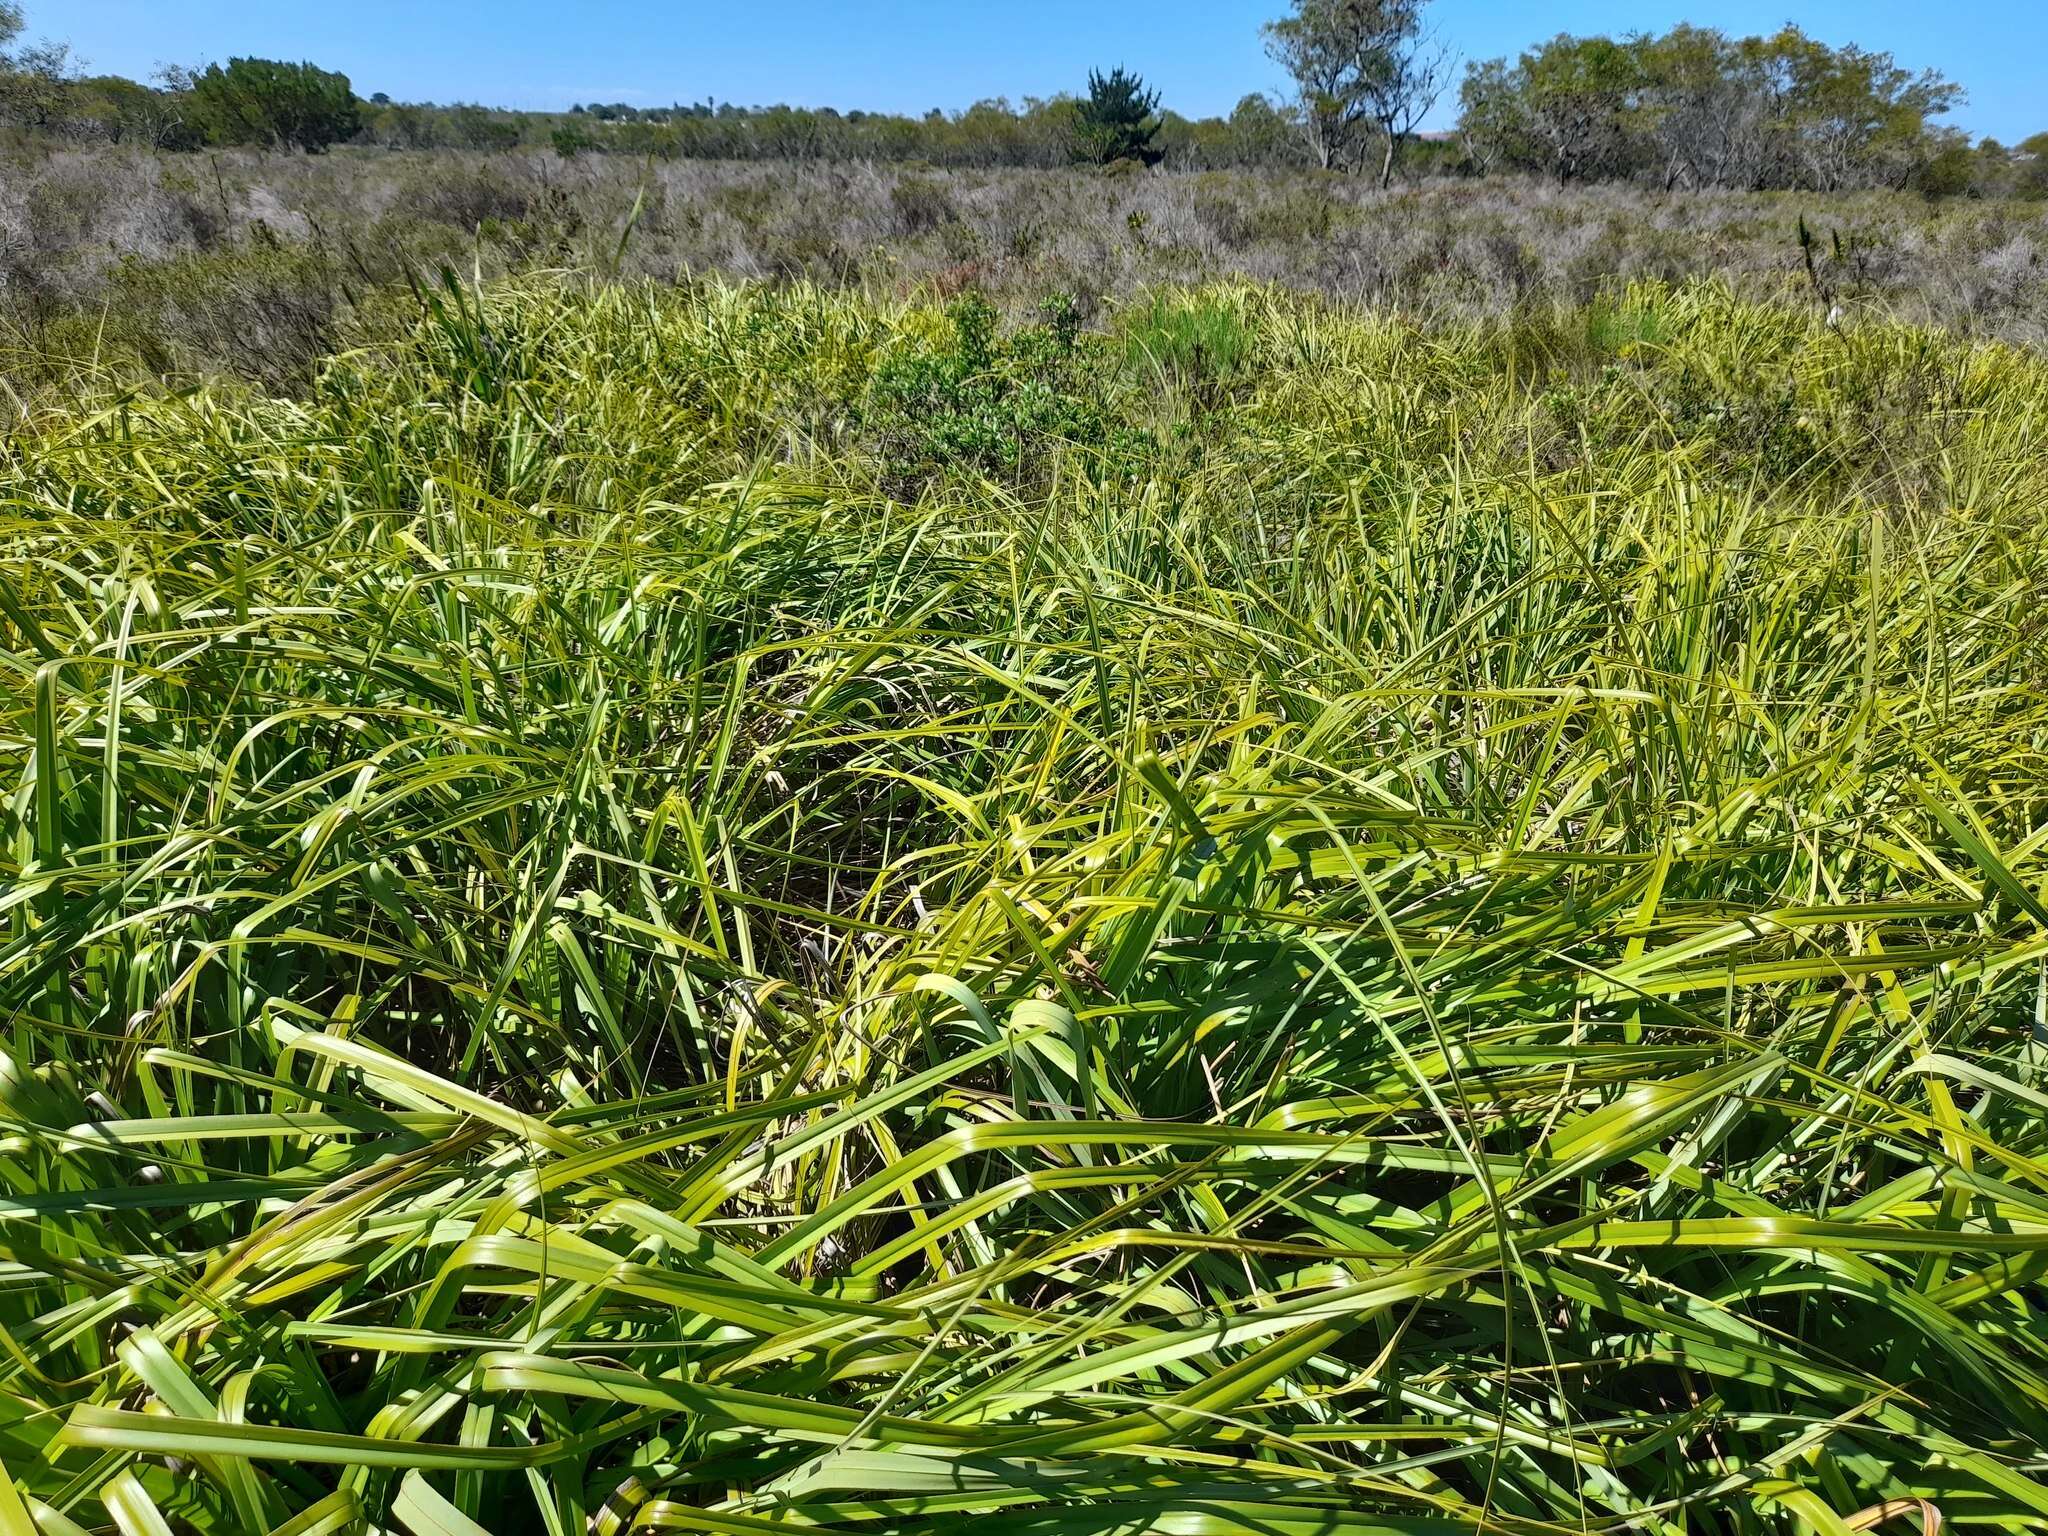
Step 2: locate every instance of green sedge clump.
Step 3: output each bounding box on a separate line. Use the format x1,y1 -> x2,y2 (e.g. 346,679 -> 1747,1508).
2,273 -> 2047,1534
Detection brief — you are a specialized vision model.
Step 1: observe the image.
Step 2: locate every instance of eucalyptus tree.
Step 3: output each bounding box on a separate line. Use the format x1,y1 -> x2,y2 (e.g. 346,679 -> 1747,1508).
1264,0 -> 1448,184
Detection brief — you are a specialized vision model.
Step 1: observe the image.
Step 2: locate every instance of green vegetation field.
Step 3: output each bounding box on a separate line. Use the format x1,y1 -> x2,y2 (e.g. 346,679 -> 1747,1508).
4,275 -> 2048,1534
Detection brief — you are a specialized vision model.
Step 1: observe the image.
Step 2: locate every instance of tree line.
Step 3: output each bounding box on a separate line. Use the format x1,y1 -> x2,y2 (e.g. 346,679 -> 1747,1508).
1461,26 -> 1983,193
3,0 -> 2043,197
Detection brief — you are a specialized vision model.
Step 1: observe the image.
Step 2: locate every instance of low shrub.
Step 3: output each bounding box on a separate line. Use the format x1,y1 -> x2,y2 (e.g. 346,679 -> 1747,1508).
861,290 -> 1137,488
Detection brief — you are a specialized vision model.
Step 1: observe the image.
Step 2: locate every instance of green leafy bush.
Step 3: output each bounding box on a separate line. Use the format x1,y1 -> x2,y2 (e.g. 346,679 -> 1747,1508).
862,291 -> 1134,487
185,56 -> 360,151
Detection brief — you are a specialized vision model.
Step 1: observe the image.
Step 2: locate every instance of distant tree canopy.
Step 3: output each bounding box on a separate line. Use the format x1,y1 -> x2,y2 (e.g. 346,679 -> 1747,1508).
186,57 -> 360,151
0,0 -> 2041,197
1458,26 -> 1966,191
0,0 -> 79,130
2017,135 -> 2048,198
1072,67 -> 1163,165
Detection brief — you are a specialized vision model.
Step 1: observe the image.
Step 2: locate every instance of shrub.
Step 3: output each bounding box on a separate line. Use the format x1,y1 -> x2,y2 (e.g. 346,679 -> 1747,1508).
888,173 -> 957,236
551,121 -> 597,159
1192,174 -> 1350,244
36,239 -> 351,387
185,57 -> 360,151
862,291 -> 1130,487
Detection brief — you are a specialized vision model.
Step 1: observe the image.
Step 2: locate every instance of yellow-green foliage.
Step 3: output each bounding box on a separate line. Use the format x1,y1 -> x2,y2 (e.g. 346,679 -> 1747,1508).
2,276 -> 2048,1533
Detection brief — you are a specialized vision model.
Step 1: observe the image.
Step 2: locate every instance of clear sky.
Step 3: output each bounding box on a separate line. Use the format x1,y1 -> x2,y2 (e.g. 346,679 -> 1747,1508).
46,0 -> 2048,144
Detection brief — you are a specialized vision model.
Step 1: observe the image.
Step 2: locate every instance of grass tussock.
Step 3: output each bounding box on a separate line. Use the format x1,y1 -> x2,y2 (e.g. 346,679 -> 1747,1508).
2,276 -> 2048,1532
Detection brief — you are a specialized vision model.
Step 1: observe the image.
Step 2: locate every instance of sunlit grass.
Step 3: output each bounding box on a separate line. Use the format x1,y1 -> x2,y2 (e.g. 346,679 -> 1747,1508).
2,275 -> 2046,1534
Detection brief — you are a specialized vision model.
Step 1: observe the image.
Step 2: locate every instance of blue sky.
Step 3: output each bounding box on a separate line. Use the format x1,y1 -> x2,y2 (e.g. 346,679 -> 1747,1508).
48,1 -> 2048,143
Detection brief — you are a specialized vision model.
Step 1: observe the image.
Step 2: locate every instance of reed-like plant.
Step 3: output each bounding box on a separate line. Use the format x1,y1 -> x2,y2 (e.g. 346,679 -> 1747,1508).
2,276 -> 2046,1534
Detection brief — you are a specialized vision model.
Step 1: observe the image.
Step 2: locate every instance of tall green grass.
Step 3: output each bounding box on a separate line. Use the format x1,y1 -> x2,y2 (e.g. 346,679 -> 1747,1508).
2,276 -> 2047,1534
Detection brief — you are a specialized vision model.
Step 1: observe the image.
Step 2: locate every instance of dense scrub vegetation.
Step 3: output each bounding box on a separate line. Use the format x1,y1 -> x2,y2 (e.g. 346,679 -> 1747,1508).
5,145 -> 2047,413
3,272 -> 2048,1532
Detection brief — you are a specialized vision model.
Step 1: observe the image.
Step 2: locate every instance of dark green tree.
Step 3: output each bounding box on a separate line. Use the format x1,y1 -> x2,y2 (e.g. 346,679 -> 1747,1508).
187,57 -> 360,151
1072,66 -> 1163,165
